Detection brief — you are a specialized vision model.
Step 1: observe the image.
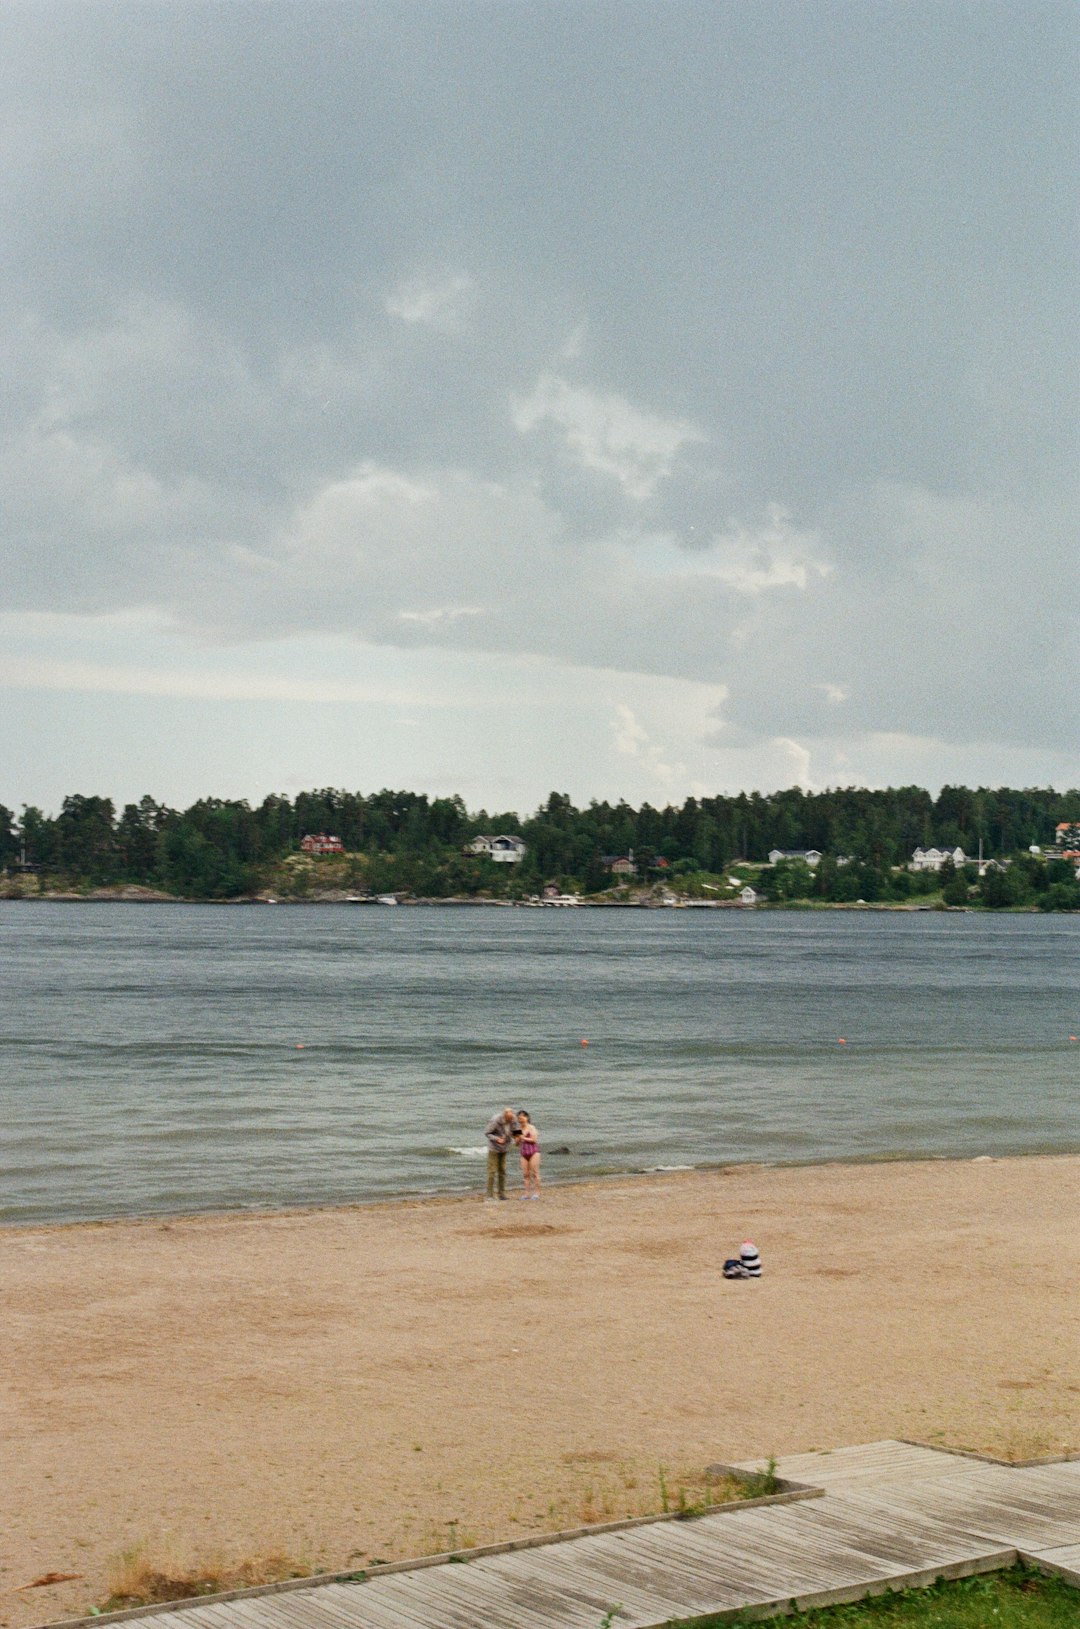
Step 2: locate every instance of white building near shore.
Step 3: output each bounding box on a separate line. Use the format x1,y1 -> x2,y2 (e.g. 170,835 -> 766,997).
910,846 -> 967,872
464,834 -> 527,863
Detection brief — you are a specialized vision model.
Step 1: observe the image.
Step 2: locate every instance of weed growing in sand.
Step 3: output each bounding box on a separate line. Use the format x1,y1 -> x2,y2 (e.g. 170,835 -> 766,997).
737,1454 -> 780,1499
540,1462 -> 766,1533
98,1543 -> 311,1611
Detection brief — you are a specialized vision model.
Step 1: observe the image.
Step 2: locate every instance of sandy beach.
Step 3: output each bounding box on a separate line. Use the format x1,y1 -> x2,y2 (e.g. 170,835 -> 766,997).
3,1155 -> 1079,1627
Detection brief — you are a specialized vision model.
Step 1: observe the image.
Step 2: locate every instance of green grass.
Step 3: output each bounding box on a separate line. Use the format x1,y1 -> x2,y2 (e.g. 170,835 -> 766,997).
660,1566 -> 1080,1627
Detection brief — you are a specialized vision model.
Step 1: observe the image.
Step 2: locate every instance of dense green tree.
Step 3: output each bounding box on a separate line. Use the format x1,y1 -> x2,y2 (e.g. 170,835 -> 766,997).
57,795 -> 118,881
18,806 -> 59,869
0,804 -> 18,868
117,797 -> 169,880
978,866 -> 1028,908
1040,880 -> 1080,910
941,869 -> 972,906
760,859 -> 815,901
157,825 -> 251,897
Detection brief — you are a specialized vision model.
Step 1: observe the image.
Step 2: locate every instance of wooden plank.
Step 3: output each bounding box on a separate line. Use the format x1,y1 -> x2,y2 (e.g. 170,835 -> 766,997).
454,1554 -> 639,1629
373,1561 -> 584,1629
632,1509 -> 885,1588
313,1587 -> 453,1629
873,1479 -> 1080,1537
326,1576 -> 462,1629
759,1442 -> 985,1489
786,1494 -> 1012,1570
965,1464 -> 1080,1515
476,1544 -> 691,1624
387,1561 -> 613,1629
189,1591 -> 370,1629
265,1585 -> 407,1629
593,1523 -> 792,1608
342,1582 -> 466,1629
534,1532 -> 739,1618
595,1522 -> 783,1595
847,1479 -> 1080,1549
119,1614 -> 233,1629
390,1562 -> 621,1629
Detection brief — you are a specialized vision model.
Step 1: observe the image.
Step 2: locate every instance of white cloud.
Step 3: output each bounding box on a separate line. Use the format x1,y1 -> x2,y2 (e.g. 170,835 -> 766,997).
557,324 -> 587,362
386,272 -> 475,331
611,703 -> 683,789
265,461 -> 567,644
612,702 -> 649,757
512,371 -> 707,501
397,605 -> 485,626
629,506 -> 831,594
772,737 -> 814,790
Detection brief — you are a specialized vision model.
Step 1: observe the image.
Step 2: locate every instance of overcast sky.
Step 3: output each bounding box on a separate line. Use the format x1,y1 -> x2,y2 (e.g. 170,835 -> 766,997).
2,1 -> 1077,816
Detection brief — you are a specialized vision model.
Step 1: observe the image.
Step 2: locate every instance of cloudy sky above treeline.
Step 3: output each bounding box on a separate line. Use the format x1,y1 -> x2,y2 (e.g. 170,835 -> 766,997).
2,1 -> 1077,815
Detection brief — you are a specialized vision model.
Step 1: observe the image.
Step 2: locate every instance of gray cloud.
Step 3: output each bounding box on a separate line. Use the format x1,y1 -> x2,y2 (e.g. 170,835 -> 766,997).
1,1 -> 1077,801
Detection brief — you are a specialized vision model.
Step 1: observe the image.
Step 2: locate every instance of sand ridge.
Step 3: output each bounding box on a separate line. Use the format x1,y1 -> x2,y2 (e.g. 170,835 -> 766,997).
2,1155 -> 1079,1626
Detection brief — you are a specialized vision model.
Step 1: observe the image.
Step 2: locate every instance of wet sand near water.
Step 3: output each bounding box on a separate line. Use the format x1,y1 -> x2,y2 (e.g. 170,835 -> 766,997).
3,1155 -> 1079,1627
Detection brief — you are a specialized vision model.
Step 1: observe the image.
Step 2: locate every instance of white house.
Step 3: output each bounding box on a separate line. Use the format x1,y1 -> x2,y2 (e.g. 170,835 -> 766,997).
909,846 -> 967,873
767,848 -> 823,867
464,834 -> 526,863
737,885 -> 760,906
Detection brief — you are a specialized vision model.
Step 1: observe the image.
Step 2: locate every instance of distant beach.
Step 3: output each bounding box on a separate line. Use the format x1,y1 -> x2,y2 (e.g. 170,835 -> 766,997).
2,1156 -> 1077,1628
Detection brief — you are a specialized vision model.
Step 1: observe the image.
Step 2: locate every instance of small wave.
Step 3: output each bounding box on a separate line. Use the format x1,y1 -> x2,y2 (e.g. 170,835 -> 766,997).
644,1163 -> 696,1173
446,1145 -> 489,1158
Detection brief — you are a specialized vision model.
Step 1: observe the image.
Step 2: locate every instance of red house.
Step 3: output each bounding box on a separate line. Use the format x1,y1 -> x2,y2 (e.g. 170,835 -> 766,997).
300,833 -> 345,855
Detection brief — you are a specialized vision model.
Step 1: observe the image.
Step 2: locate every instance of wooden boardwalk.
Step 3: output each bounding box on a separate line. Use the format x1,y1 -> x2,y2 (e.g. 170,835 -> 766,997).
45,1442 -> 1080,1629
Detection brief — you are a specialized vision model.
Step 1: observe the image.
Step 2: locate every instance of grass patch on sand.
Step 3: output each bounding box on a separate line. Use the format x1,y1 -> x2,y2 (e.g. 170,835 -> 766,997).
97,1543 -> 311,1611
542,1461 -> 777,1530
662,1565 -> 1080,1627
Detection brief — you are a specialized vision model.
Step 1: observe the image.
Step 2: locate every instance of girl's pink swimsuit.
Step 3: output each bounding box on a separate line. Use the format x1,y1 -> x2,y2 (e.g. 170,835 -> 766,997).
520,1139 -> 538,1158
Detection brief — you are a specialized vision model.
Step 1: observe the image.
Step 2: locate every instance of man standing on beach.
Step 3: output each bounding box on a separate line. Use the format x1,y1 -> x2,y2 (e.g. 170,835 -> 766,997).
484,1107 -> 519,1201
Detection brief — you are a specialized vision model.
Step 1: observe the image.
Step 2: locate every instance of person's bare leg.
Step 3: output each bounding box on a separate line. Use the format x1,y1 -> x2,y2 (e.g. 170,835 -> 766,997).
530,1154 -> 541,1195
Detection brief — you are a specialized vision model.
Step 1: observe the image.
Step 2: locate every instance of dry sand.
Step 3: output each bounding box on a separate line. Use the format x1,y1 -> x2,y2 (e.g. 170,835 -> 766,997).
3,1155 -> 1079,1627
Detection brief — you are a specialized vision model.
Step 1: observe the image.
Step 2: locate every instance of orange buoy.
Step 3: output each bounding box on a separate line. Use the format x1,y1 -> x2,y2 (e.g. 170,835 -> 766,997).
295,1043 -> 305,1050
581,1038 -> 589,1047
838,1038 -> 847,1045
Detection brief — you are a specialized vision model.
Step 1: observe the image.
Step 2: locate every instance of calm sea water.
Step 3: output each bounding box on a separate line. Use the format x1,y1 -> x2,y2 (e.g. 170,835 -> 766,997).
2,903 -> 1078,1224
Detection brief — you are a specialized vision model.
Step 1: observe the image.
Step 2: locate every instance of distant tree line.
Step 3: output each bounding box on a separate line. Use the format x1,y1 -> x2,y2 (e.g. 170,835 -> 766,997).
1,783 -> 1079,905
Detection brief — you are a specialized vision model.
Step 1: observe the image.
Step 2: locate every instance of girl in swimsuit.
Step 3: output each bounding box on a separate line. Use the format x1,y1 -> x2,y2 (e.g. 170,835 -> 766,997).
516,1109 -> 541,1198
